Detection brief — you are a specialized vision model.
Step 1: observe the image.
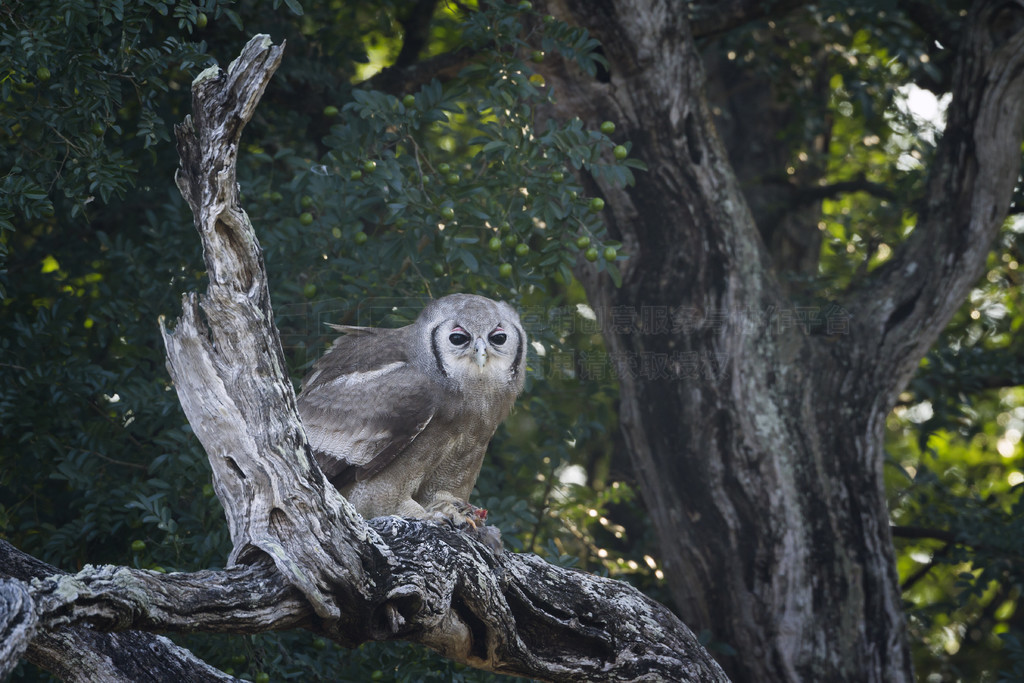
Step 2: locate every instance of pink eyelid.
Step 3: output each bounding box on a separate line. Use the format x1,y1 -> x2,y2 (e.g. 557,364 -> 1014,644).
451,326 -> 467,334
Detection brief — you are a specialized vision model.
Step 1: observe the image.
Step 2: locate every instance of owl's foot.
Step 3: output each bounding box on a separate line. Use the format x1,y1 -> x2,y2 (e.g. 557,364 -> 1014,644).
426,497 -> 486,527
426,498 -> 503,553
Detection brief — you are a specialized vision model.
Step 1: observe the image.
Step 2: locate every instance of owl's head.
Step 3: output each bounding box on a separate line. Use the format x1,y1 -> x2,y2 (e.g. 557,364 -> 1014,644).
413,294 -> 526,396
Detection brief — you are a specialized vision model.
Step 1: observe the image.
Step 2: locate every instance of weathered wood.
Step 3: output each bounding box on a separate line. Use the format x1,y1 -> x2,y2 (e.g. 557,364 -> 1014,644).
0,578 -> 35,680
163,35 -> 387,625
0,540 -> 233,682
14,521 -> 725,681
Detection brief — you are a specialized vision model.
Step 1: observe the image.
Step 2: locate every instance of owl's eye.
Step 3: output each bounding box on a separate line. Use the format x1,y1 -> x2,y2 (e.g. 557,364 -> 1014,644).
489,332 -> 508,345
448,331 -> 470,346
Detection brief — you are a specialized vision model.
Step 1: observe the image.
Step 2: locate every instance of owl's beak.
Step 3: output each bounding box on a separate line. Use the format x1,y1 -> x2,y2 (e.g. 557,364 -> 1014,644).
473,337 -> 488,368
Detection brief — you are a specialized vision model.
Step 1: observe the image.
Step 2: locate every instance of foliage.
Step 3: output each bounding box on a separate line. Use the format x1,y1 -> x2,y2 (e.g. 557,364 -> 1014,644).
2,0 -> 1022,681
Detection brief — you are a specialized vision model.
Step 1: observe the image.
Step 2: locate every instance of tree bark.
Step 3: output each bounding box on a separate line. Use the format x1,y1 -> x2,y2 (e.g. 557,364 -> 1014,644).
0,540 -> 233,682
1,34 -> 728,682
539,0 -> 1024,681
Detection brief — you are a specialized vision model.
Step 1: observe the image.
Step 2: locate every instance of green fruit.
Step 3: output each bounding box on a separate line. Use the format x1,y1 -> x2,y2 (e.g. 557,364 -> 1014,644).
440,206 -> 455,221
517,0 -> 533,9
363,159 -> 377,173
312,638 -> 327,651
488,237 -> 502,252
303,283 -> 317,298
588,197 -> 605,213
151,566 -> 165,573
354,231 -> 368,245
445,172 -> 460,186
503,234 -> 518,248
499,221 -> 511,233
498,262 -> 513,277
196,12 -> 208,28
269,191 -> 283,202
575,235 -> 591,249
550,171 -> 565,183
322,105 -> 339,117
528,73 -> 545,87
432,262 -> 445,276
600,120 -> 616,135
299,212 -> 314,226
36,66 -> 51,82
515,242 -> 530,256
332,227 -> 342,238
254,673 -> 270,683
438,162 -> 451,174
350,170 -> 362,180
402,94 -> 416,107
131,540 -> 146,552
300,195 -> 313,208
613,144 -> 628,160
604,246 -> 618,261
531,51 -> 544,63
231,655 -> 246,665
584,247 -> 599,262
202,483 -> 214,498
91,121 -> 105,136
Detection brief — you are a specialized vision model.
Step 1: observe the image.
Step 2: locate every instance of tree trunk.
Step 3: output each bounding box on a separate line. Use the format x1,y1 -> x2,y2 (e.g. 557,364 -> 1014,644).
542,0 -> 1024,680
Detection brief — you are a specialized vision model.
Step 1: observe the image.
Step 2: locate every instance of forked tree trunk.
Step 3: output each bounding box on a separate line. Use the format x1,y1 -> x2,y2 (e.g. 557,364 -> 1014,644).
542,0 -> 1024,680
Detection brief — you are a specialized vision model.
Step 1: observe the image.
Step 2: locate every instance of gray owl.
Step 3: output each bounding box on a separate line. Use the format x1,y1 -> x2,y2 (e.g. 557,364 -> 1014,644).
296,294 -> 525,530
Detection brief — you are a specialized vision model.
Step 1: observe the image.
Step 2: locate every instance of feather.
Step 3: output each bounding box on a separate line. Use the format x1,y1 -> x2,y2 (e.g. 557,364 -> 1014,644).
295,293 -> 527,522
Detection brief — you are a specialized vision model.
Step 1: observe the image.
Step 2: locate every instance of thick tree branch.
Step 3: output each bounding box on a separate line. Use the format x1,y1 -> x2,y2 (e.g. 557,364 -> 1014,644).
843,0 -> 1024,401
4,524 -> 727,681
0,540 -> 232,682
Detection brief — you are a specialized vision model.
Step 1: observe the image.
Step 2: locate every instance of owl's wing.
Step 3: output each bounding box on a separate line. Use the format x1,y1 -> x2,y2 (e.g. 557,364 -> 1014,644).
296,326 -> 442,488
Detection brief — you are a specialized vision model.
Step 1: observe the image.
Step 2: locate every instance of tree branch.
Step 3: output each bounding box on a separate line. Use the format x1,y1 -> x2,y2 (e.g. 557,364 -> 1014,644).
0,540 -> 232,682
394,0 -> 440,68
842,0 -> 1024,399
898,542 -> 950,592
362,45 -> 479,94
891,525 -> 958,543
689,0 -> 810,39
789,175 -> 899,205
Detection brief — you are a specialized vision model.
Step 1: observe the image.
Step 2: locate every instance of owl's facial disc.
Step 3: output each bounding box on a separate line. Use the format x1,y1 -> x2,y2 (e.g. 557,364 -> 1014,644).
447,326 -> 486,369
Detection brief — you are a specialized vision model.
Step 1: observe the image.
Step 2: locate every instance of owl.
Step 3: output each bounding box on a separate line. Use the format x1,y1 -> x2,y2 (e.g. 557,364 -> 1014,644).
296,294 -> 526,533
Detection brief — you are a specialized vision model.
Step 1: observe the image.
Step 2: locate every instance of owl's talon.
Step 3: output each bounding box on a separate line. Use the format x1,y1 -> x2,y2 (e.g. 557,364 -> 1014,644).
425,498 -> 503,553
426,498 -> 486,528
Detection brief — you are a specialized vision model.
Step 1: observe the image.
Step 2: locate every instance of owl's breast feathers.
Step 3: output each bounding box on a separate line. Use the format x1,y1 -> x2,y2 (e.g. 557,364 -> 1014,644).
296,324 -> 516,490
